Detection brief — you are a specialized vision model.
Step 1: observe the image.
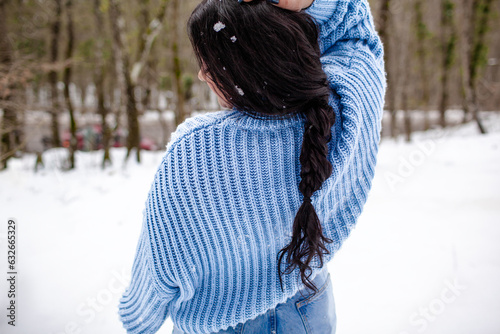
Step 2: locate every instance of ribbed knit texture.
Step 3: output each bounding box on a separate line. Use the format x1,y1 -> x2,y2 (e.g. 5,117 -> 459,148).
118,0 -> 386,333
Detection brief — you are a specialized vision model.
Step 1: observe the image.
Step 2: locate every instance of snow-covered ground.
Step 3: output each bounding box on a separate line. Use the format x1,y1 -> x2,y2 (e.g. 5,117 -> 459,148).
1,112 -> 499,334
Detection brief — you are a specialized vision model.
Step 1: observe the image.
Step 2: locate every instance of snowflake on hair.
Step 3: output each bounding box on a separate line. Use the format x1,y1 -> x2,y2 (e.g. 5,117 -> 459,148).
235,85 -> 244,96
213,21 -> 226,32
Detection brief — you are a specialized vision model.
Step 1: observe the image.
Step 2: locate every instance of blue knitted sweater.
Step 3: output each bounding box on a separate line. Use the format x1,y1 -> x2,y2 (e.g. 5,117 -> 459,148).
118,0 -> 386,333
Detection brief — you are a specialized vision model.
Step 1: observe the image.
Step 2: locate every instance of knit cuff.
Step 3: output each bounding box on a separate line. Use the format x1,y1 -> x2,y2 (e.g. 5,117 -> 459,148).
304,0 -> 339,26
305,0 -> 376,55
118,228 -> 171,334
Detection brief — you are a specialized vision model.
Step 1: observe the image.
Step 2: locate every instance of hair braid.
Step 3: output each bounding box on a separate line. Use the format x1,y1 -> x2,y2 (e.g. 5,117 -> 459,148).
277,98 -> 335,292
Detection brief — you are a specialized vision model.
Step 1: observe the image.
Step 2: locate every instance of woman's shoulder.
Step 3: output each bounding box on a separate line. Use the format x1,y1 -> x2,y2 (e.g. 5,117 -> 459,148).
165,110 -> 239,153
164,109 -> 306,155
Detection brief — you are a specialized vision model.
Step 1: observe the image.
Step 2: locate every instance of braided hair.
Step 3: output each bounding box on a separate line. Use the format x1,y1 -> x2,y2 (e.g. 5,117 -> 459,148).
188,0 -> 335,292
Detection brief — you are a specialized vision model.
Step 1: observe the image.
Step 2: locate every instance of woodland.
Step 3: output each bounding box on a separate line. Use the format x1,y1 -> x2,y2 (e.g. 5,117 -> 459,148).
0,0 -> 498,169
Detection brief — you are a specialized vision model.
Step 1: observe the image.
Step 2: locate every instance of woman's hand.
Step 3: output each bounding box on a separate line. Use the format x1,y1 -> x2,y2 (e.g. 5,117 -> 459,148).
241,0 -> 314,12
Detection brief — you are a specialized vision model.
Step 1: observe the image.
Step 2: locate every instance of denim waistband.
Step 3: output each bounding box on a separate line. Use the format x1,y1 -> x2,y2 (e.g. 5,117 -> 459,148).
172,267 -> 331,334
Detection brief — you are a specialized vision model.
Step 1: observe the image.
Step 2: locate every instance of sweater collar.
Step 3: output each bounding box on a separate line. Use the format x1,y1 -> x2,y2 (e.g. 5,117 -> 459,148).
229,108 -> 306,130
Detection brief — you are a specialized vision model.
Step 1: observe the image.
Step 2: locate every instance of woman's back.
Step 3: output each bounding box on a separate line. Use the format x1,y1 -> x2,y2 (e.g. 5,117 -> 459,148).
118,0 -> 386,333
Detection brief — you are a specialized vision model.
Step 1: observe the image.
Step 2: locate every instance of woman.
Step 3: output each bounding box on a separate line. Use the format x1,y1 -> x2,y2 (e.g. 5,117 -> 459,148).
118,0 -> 385,333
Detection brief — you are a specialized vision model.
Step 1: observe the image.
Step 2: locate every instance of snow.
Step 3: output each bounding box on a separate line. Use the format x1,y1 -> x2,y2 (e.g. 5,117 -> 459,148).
230,36 -> 237,43
213,21 -> 226,32
235,85 -> 244,96
0,112 -> 499,334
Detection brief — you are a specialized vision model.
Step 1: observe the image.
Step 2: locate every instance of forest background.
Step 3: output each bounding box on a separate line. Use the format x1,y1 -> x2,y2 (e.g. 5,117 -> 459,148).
0,0 -> 499,169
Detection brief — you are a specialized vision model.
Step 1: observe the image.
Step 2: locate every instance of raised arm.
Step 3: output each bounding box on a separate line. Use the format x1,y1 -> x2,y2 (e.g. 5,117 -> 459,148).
305,0 -> 383,58
243,0 -> 385,108
304,0 -> 385,112
304,0 -> 386,170
303,0 -> 386,249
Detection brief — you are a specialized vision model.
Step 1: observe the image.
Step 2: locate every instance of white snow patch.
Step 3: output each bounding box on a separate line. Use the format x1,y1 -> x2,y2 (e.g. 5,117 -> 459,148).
235,85 -> 244,96
1,112 -> 500,333
213,21 -> 226,32
230,36 -> 237,43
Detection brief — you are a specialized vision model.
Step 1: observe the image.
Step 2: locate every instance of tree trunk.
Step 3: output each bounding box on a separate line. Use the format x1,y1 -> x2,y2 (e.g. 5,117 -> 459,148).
402,77 -> 411,142
108,0 -> 141,162
63,0 -> 77,169
414,0 -> 430,131
131,0 -> 170,85
458,0 -> 472,124
378,0 -> 396,137
157,108 -> 169,148
48,0 -> 62,148
93,0 -> 111,168
439,0 -> 457,128
471,92 -> 487,133
171,0 -> 186,127
0,0 -> 17,169
400,0 -> 412,142
467,0 -> 493,134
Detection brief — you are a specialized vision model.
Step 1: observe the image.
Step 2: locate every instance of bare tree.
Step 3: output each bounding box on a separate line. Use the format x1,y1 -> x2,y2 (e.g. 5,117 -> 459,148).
133,0 -> 170,116
63,0 -> 77,169
93,0 -> 112,168
402,1 -> 414,142
378,0 -> 397,137
439,0 -> 457,128
131,0 -> 170,84
467,0 -> 494,133
108,0 -> 170,163
171,0 -> 187,127
0,0 -> 20,169
414,0 -> 431,131
108,0 -> 141,162
48,0 -> 62,148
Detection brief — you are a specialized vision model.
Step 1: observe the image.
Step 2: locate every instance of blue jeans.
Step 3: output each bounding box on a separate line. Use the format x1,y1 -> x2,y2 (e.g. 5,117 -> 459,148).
172,268 -> 336,334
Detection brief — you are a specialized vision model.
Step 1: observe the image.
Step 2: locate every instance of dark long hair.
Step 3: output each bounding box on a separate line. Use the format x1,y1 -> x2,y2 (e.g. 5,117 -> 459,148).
188,0 -> 335,292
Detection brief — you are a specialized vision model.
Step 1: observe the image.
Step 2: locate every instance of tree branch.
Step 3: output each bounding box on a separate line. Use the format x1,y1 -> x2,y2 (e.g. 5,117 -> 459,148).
130,0 -> 170,85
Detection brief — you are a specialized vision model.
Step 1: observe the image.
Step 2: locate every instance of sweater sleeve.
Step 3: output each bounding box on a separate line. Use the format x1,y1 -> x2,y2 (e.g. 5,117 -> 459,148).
118,160 -> 180,334
306,0 -> 385,175
305,0 -> 384,60
305,0 -> 386,240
